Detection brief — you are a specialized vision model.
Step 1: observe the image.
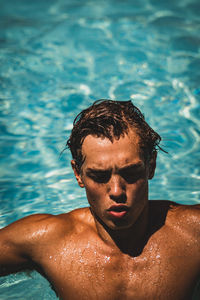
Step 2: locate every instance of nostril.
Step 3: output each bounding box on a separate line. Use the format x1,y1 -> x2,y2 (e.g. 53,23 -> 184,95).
110,194 -> 127,203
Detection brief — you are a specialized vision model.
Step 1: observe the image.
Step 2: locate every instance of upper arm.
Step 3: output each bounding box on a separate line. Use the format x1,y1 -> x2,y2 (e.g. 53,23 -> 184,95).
0,214 -> 53,276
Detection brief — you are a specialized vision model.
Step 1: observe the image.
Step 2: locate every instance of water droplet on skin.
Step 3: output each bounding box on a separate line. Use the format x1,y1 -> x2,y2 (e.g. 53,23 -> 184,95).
85,242 -> 91,248
156,254 -> 160,259
49,256 -> 52,259
104,256 -> 111,263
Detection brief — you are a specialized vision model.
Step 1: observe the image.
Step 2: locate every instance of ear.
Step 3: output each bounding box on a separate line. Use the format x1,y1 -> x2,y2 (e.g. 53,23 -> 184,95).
71,160 -> 85,188
148,151 -> 157,180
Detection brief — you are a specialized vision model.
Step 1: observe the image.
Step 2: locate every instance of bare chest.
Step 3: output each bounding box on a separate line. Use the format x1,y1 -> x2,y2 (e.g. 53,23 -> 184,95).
41,243 -> 198,300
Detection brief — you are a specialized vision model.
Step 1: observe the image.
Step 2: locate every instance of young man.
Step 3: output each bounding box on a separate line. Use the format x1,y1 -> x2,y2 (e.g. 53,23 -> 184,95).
0,100 -> 199,300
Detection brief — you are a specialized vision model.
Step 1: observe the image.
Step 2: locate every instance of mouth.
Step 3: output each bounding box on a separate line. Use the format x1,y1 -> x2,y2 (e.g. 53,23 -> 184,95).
107,205 -> 129,218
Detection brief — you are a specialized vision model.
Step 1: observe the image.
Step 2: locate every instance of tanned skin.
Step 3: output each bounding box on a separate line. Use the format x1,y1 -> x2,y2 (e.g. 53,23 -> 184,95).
0,129 -> 200,300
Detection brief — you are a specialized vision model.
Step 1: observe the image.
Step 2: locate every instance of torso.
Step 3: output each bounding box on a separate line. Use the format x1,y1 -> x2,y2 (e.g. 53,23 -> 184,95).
32,203 -> 200,300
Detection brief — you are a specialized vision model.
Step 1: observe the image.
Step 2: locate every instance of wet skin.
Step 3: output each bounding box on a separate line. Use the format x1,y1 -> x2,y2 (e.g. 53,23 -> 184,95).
0,131 -> 200,299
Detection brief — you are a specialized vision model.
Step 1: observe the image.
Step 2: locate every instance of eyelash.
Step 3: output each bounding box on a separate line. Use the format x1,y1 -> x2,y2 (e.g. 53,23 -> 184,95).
90,174 -> 110,183
89,170 -> 143,184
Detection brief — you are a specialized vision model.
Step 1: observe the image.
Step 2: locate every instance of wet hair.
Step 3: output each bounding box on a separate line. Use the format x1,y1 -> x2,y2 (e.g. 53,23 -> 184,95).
66,99 -> 165,171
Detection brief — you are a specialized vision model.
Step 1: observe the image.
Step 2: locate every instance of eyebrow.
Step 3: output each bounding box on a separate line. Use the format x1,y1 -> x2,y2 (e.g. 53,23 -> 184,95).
119,163 -> 144,172
86,168 -> 111,173
86,163 -> 144,173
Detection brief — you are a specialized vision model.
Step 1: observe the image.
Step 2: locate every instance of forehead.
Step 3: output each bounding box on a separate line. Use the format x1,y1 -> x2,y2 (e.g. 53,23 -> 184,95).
81,130 -> 144,169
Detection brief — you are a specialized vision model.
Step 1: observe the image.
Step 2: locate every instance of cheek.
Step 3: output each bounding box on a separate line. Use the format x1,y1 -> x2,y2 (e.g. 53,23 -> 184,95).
128,178 -> 148,199
85,186 -> 106,216
84,181 -> 105,204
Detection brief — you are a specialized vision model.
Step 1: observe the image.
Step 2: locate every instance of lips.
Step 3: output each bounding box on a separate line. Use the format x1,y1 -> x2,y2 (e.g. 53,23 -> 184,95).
107,205 -> 129,218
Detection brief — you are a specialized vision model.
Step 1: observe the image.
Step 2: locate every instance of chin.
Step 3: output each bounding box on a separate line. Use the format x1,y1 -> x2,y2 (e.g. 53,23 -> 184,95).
103,216 -> 137,231
110,220 -> 136,231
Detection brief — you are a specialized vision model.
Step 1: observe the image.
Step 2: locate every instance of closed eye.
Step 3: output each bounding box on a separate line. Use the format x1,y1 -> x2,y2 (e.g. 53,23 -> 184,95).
119,168 -> 145,183
86,170 -> 111,183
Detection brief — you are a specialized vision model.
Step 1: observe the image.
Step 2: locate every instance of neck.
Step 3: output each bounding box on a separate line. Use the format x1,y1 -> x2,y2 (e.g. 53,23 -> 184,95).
93,203 -> 150,257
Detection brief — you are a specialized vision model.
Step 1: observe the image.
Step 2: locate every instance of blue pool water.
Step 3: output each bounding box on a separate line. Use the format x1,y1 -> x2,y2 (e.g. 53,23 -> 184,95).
0,0 -> 200,298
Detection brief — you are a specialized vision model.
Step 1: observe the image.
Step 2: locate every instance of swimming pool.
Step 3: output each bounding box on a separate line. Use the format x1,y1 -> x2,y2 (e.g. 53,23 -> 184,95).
0,0 -> 199,298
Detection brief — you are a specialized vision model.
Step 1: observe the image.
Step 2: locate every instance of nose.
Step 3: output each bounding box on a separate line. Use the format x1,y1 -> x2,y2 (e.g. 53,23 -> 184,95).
108,175 -> 126,203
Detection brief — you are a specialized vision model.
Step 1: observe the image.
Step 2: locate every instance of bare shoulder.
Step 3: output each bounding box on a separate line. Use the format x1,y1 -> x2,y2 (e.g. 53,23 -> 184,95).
0,208 -> 93,275
152,201 -> 200,245
149,200 -> 200,238
167,202 -> 200,235
0,214 -> 58,252
0,207 -> 92,249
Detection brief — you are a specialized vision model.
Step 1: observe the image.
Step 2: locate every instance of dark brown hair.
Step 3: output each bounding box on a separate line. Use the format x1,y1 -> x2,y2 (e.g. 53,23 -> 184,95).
67,99 -> 164,171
